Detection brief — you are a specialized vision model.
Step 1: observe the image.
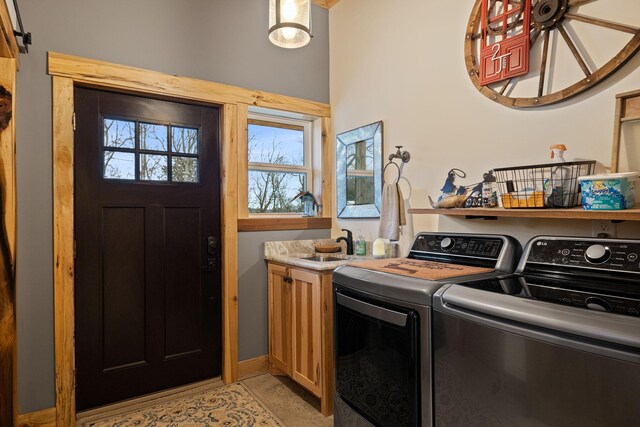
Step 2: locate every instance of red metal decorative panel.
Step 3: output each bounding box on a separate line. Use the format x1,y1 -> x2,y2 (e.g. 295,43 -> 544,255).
479,0 -> 531,86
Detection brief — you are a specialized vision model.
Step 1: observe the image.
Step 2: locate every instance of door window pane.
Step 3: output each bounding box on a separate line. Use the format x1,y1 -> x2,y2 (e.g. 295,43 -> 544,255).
140,123 -> 168,152
102,118 -> 200,184
171,127 -> 199,155
172,157 -> 198,183
248,123 -> 304,166
140,154 -> 168,181
104,119 -> 135,149
104,151 -> 135,180
248,170 -> 306,213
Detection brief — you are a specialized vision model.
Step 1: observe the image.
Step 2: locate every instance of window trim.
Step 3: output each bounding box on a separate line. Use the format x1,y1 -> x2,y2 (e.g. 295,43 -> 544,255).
247,112 -> 313,216
237,107 -> 333,230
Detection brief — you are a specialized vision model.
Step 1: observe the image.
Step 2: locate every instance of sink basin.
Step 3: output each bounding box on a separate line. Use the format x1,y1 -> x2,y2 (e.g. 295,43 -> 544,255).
299,256 -> 348,262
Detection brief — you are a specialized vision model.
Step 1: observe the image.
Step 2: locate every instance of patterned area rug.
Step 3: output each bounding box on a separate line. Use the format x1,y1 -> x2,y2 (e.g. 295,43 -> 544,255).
85,382 -> 284,426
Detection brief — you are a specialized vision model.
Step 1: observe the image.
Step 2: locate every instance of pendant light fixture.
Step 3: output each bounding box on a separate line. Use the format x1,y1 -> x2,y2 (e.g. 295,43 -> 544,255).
269,0 -> 312,49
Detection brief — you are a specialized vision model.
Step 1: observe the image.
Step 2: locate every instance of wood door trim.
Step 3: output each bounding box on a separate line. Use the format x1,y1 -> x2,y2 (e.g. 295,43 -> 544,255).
237,104 -> 249,219
52,76 -> 76,427
0,57 -> 17,427
221,104 -> 239,384
17,407 -> 56,427
48,52 -> 331,118
0,1 -> 19,64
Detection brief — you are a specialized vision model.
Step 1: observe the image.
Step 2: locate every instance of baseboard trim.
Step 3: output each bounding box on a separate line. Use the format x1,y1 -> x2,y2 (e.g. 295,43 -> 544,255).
18,407 -> 56,427
238,355 -> 269,380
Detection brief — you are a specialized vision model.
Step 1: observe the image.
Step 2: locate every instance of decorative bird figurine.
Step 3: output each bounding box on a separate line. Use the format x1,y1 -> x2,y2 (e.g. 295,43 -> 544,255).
291,191 -> 319,216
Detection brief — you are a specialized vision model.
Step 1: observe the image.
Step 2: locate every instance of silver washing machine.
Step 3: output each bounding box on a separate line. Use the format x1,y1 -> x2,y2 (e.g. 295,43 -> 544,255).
433,235 -> 640,427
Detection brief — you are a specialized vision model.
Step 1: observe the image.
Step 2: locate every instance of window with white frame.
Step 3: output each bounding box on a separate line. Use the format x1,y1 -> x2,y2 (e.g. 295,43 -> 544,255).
247,114 -> 312,214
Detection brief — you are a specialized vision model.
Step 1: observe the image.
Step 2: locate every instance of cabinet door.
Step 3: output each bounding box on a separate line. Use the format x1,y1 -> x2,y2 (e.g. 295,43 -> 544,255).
268,263 -> 291,374
290,268 -> 322,397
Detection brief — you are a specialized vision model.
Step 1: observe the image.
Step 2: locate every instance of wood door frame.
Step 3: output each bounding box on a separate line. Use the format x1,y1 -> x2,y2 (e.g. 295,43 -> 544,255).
48,52 -> 331,426
0,56 -> 17,427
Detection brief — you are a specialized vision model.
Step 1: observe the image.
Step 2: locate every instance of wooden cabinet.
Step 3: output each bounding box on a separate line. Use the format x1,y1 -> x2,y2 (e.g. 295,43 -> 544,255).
268,264 -> 291,373
267,262 -> 334,416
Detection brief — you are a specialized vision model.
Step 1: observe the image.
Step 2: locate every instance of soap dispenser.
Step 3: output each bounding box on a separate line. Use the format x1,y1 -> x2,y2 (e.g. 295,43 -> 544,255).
546,144 -> 572,207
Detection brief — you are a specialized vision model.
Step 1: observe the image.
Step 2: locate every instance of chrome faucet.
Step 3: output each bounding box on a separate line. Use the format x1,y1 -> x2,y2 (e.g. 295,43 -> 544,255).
336,228 -> 354,255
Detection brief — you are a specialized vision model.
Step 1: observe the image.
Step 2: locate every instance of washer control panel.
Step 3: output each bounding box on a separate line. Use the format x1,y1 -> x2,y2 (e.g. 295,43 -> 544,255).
411,234 -> 504,259
526,282 -> 640,317
527,238 -> 640,273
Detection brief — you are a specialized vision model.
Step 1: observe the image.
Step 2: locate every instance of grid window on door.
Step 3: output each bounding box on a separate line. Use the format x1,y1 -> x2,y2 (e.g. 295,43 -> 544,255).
247,117 -> 311,214
103,118 -> 200,183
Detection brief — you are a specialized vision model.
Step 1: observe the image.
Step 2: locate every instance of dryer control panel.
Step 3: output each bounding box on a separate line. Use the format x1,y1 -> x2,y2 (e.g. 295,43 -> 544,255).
525,237 -> 640,273
410,234 -> 504,259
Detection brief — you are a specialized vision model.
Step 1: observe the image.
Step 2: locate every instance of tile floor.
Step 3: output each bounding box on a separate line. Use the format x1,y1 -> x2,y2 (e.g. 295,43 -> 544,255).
244,373 -> 333,427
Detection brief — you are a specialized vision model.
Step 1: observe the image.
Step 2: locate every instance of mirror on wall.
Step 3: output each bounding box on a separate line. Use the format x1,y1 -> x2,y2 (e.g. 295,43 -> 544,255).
336,121 -> 383,218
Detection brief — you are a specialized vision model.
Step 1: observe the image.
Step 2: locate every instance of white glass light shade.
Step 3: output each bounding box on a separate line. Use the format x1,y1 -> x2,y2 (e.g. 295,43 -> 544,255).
269,0 -> 312,49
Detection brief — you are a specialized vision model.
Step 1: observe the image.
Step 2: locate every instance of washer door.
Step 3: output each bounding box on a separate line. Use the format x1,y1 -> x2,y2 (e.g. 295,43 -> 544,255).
433,285 -> 640,427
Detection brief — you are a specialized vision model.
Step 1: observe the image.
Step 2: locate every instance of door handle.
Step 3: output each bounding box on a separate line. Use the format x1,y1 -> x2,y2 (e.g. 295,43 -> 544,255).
336,292 -> 407,327
201,257 -> 217,272
207,236 -> 217,255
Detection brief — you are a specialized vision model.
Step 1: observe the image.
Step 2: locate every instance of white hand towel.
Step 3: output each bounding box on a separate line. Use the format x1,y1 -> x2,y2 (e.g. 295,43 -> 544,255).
378,183 -> 406,241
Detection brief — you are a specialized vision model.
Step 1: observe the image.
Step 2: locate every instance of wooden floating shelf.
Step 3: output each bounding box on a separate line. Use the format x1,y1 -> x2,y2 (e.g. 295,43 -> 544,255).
620,116 -> 640,123
407,207 -> 640,221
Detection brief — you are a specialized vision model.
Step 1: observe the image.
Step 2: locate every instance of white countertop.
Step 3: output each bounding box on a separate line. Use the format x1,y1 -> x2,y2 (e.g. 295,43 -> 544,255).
264,252 -> 375,271
263,238 -> 377,271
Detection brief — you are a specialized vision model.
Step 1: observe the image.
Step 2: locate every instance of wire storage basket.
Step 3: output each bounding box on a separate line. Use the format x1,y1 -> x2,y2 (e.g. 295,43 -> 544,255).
493,161 -> 596,208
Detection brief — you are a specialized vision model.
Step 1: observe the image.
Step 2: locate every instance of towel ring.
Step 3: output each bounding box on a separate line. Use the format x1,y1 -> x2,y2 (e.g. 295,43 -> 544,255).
383,161 -> 401,184
399,176 -> 413,199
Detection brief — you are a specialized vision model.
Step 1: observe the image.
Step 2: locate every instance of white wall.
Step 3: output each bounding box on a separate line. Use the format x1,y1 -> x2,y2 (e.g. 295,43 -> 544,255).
330,0 -> 640,250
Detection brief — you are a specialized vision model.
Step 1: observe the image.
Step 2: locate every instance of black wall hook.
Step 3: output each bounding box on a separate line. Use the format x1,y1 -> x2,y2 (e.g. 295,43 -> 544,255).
12,0 -> 31,53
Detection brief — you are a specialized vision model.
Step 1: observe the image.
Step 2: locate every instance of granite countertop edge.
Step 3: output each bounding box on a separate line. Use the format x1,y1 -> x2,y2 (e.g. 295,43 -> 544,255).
264,253 -> 375,271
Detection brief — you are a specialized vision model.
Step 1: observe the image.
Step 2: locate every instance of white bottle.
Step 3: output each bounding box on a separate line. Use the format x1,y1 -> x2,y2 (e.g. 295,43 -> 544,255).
550,145 -> 567,163
372,238 -> 386,258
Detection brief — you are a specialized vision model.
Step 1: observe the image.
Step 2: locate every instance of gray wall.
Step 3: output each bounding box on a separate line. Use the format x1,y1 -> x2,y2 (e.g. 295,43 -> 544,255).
237,229 -> 330,361
16,0 -> 329,413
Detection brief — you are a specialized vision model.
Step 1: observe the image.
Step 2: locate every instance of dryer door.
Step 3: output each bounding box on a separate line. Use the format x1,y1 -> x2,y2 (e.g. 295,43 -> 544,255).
334,289 -> 421,427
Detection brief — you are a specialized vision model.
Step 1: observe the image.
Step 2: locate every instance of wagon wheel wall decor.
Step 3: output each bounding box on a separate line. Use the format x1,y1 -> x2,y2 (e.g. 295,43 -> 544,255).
465,0 -> 640,107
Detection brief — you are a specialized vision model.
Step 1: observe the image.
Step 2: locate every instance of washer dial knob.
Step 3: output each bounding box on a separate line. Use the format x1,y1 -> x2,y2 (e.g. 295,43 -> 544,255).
440,237 -> 455,251
584,244 -> 611,264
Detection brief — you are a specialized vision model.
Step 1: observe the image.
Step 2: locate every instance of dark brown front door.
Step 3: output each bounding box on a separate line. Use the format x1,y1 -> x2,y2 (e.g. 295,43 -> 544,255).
74,88 -> 221,410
